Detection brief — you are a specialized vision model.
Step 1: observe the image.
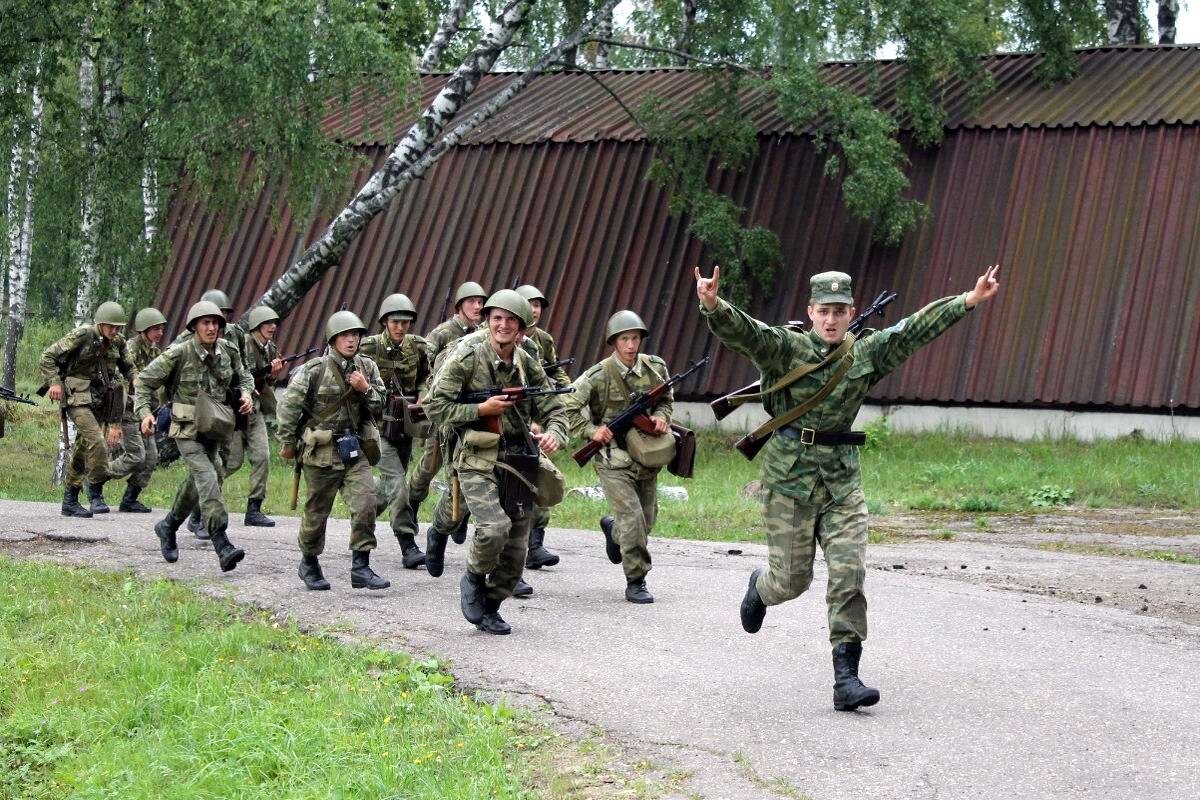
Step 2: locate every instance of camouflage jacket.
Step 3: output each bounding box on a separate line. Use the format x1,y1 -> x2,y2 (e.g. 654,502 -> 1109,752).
425,334 -> 569,449
231,325 -> 280,414
565,353 -> 673,443
526,325 -> 570,387
360,333 -> 431,397
125,333 -> 163,412
39,325 -> 132,408
133,337 -> 254,439
276,351 -> 385,442
702,294 -> 970,502
424,316 -> 477,365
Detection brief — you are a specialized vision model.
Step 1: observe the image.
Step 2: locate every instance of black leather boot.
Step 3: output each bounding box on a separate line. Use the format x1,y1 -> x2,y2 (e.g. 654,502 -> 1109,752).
396,534 -> 426,569
740,568 -> 767,633
832,642 -> 881,711
119,484 -> 152,513
450,513 -> 470,545
243,498 -> 275,527
350,550 -> 390,589
625,578 -> 654,604
153,515 -> 179,563
209,528 -> 245,572
459,570 -> 487,624
299,554 -> 331,590
600,516 -> 621,565
512,577 -> 533,597
61,486 -> 93,518
476,596 -> 511,635
188,507 -> 208,539
425,525 -> 448,578
525,527 -> 559,569
86,482 -> 110,514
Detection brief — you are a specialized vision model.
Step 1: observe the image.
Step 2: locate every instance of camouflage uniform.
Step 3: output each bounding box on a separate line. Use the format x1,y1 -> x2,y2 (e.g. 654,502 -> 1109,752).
566,354 -> 674,582
276,352 -> 386,558
223,323 -> 277,504
702,290 -> 971,644
525,325 -> 569,537
424,334 -> 569,603
107,333 -> 161,488
39,325 -> 132,490
359,331 -> 431,538
134,336 -> 253,540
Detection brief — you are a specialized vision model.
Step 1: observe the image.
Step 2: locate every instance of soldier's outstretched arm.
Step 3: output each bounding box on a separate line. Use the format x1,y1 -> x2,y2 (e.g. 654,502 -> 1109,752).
135,348 -> 176,433
424,352 -> 481,428
695,266 -> 794,368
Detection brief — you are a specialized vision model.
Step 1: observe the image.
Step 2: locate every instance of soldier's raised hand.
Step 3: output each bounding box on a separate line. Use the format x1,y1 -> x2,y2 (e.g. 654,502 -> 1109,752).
695,266 -> 720,311
348,370 -> 369,393
965,265 -> 1001,308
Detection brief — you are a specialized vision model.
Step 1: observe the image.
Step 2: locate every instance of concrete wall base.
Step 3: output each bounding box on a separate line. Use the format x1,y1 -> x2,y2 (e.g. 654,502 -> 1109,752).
672,401 -> 1200,442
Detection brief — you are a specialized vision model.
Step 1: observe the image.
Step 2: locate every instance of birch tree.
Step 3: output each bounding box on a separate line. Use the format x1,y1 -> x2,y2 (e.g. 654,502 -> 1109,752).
1106,0 -> 1144,43
420,0 -> 476,70
1158,0 -> 1180,42
2,74 -> 43,392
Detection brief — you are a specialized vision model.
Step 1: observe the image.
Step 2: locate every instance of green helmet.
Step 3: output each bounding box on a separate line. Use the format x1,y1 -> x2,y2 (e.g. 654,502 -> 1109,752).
515,284 -> 548,308
377,293 -> 417,323
325,310 -> 367,344
186,300 -> 226,331
93,301 -> 128,326
200,289 -> 233,312
482,289 -> 533,328
133,307 -> 167,333
605,310 -> 649,344
246,305 -> 280,331
454,281 -> 488,307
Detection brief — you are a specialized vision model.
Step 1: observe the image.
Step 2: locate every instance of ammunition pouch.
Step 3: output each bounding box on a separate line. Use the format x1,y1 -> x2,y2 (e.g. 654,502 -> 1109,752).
667,424 -> 697,478
195,391 -> 236,442
96,384 -> 125,424
625,428 -> 676,469
535,453 -> 566,507
63,376 -> 93,408
301,427 -> 335,467
382,394 -> 430,443
496,443 -> 540,517
455,429 -> 501,472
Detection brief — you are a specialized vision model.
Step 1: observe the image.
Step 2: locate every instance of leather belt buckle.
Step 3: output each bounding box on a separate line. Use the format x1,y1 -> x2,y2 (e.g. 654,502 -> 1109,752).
800,427 -> 816,445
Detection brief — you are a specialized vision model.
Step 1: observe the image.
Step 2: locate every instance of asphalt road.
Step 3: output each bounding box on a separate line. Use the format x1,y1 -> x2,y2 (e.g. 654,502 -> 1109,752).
2,497 -> 1197,800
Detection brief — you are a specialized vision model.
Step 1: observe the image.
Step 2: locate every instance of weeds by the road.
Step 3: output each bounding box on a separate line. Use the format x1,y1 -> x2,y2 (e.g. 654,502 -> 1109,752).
1036,541 -> 1200,565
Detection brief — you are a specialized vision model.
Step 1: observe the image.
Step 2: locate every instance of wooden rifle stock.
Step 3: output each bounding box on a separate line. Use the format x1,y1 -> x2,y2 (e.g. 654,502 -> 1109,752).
711,380 -> 759,420
289,461 -> 301,510
733,432 -> 769,460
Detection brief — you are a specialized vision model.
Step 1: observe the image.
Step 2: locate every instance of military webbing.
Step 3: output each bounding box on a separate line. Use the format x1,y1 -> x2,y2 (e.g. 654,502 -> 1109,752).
741,351 -> 856,446
601,354 -> 666,415
724,332 -> 855,408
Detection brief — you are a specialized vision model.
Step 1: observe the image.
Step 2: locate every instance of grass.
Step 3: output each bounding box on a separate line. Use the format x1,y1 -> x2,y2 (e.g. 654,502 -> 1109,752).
0,557 -> 564,799
1035,541 -> 1200,565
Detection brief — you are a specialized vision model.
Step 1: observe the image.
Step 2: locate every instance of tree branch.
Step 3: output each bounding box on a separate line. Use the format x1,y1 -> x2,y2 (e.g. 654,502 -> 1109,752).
585,37 -> 760,78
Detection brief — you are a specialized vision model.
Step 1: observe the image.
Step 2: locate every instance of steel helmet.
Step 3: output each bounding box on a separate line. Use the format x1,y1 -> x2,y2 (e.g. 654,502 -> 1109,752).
605,310 -> 649,344
246,305 -> 281,331
133,307 -> 167,332
482,290 -> 533,328
93,301 -> 128,326
325,310 -> 367,343
377,293 -> 417,323
515,284 -> 548,308
186,300 -> 226,331
454,281 -> 488,307
200,289 -> 233,312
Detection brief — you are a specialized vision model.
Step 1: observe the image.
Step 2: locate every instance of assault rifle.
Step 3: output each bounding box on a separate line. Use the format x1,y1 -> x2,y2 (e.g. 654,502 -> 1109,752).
710,290 -> 898,421
542,356 -> 575,373
461,385 -> 575,434
0,386 -> 36,438
250,346 -> 320,382
572,357 -> 709,467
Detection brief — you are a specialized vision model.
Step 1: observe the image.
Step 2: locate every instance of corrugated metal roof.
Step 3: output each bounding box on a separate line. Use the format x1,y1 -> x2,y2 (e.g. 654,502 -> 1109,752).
160,120 -> 1200,412
322,45 -> 1200,146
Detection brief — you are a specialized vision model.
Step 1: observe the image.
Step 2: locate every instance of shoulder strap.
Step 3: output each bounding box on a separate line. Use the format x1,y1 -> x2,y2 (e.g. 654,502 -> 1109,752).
742,352 -> 856,445
728,333 -> 856,408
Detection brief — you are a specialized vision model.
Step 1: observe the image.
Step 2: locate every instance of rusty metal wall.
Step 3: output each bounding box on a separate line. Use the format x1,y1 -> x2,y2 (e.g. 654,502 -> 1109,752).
159,120 -> 1200,412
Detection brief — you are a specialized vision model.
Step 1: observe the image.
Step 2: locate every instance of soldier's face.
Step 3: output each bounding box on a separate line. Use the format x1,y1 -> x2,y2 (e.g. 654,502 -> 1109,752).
385,317 -> 412,341
195,317 -> 221,345
257,322 -> 278,341
145,325 -> 165,345
487,309 -> 522,345
613,331 -> 642,362
807,303 -> 856,344
460,297 -> 485,324
97,323 -> 120,340
528,299 -> 543,325
334,331 -> 361,358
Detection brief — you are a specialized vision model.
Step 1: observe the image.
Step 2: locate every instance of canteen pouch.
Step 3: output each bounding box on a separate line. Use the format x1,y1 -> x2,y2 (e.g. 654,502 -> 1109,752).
335,432 -> 362,465
535,453 -> 566,507
497,448 -> 539,516
456,429 -> 501,472
667,423 -> 697,478
301,427 -> 335,467
195,391 -> 236,441
360,422 -> 382,466
97,384 -> 125,424
63,376 -> 94,408
625,427 -> 676,468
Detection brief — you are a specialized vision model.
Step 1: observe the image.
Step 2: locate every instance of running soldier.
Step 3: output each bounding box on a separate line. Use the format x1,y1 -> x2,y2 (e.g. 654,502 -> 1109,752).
107,307 -> 167,512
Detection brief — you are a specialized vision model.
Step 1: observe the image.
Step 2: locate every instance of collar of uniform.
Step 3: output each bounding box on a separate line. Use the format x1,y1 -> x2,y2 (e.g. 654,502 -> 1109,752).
449,316 -> 473,335
483,337 -> 519,370
188,336 -> 218,362
610,353 -> 643,377
383,333 -> 406,352
805,328 -> 840,357
248,332 -> 269,354
328,350 -> 355,371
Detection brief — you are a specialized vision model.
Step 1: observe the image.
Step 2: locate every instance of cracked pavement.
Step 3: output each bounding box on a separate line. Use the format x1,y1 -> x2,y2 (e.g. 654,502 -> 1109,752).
2,498 -> 1198,799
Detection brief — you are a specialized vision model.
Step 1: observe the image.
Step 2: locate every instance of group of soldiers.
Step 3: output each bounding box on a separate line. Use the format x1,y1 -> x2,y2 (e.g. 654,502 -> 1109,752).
38,263 -> 1000,710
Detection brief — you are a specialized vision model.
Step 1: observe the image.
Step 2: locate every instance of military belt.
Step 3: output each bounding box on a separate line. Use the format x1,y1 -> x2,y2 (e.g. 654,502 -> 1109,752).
778,426 -> 866,446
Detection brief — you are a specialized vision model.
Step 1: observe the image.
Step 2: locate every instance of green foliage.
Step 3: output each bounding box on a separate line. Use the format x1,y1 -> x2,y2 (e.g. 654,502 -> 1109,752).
1027,484 -> 1075,507
860,414 -> 894,451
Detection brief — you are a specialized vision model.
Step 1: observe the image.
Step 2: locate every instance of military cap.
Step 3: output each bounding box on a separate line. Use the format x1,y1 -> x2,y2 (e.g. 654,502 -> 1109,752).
93,301 -> 128,326
200,289 -> 234,312
246,305 -> 281,331
186,300 -> 226,331
325,310 -> 367,344
133,307 -> 167,332
454,281 -> 488,307
809,271 -> 854,305
515,284 -> 549,308
377,293 -> 417,323
605,310 -> 649,344
482,289 -> 533,328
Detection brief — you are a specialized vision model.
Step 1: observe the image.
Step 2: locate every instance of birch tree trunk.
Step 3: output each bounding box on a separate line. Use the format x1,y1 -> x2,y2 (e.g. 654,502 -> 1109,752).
1105,0 -> 1142,44
3,77 -> 44,392
1158,0 -> 1179,43
593,8 -> 613,69
420,0 -> 475,71
74,50 -> 100,326
676,0 -> 697,65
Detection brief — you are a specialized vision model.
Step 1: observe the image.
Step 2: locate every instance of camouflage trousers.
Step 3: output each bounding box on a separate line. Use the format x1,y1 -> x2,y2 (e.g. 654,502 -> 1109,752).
756,483 -> 868,645
458,468 -> 531,602
299,459 -> 377,556
170,437 -> 228,535
224,411 -> 271,501
107,419 -> 158,488
65,406 -> 112,489
595,463 -> 658,581
531,504 -> 550,532
375,436 -> 413,536
402,435 -> 442,529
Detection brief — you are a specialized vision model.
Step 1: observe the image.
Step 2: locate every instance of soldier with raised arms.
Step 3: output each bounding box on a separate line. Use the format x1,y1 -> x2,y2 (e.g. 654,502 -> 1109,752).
696,264 -> 1001,711
106,307 -> 168,512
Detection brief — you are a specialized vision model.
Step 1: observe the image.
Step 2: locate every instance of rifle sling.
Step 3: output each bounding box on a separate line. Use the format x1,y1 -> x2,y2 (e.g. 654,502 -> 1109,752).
743,351 -> 856,444
725,333 -> 855,407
